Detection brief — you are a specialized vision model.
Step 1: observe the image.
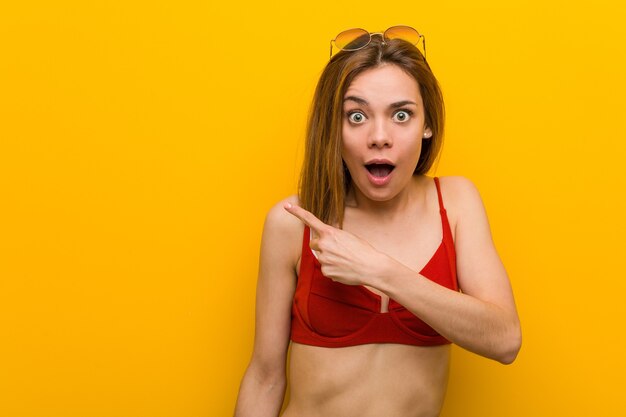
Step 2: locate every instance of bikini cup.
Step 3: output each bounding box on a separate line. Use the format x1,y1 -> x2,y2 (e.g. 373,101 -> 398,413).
306,234 -> 455,340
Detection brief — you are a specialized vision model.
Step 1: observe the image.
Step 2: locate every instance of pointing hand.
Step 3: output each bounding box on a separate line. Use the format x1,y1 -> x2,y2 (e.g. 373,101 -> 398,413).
284,203 -> 391,287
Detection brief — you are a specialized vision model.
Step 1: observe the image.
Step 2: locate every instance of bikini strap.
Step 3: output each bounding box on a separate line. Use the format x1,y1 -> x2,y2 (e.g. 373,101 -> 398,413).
434,177 -> 446,212
433,177 -> 457,289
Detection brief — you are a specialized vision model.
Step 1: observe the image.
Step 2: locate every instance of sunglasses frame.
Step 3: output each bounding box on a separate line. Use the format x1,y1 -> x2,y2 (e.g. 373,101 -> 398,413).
329,25 -> 426,59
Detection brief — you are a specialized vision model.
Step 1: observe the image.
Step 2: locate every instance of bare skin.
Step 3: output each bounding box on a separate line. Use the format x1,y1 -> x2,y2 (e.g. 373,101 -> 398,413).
286,343 -> 450,417
234,65 -> 521,417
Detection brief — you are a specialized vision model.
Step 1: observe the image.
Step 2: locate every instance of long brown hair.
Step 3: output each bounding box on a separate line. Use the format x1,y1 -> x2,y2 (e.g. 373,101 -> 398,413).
298,35 -> 445,227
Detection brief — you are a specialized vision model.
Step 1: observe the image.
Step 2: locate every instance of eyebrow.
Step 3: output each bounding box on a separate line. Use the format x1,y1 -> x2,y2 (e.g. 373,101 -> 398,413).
343,96 -> 417,108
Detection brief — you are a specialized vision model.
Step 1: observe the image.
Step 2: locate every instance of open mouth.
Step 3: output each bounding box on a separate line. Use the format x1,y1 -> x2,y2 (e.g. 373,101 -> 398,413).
365,163 -> 395,178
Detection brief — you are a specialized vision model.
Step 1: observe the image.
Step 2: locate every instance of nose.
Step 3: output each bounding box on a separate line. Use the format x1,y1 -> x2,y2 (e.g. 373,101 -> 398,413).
368,119 -> 392,148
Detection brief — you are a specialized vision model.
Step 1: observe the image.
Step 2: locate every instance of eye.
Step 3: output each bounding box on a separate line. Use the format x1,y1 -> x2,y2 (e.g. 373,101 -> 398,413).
392,110 -> 413,122
347,111 -> 366,124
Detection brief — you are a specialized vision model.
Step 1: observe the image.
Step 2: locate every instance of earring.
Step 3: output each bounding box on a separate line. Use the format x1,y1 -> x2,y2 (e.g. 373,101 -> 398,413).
423,132 -> 432,138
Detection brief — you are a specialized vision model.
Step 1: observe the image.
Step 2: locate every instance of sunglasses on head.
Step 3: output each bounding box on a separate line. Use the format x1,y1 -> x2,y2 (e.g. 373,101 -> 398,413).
329,25 -> 426,59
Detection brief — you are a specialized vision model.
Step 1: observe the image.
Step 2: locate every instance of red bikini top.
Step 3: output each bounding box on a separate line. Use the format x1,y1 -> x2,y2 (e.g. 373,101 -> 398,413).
290,177 -> 458,347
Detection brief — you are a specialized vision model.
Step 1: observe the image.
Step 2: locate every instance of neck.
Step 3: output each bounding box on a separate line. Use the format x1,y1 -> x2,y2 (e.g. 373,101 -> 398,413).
346,176 -> 427,220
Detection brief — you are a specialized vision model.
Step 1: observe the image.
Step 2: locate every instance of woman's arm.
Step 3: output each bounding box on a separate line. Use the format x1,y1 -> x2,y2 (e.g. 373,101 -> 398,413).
378,177 -> 521,363
234,198 -> 301,417
284,177 -> 521,364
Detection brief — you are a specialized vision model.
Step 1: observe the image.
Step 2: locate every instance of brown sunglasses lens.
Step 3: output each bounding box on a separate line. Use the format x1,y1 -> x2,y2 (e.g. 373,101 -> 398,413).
384,25 -> 421,45
334,28 -> 371,51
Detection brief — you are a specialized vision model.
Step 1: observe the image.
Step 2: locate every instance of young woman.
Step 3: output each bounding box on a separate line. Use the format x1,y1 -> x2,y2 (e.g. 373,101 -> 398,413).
234,26 -> 521,417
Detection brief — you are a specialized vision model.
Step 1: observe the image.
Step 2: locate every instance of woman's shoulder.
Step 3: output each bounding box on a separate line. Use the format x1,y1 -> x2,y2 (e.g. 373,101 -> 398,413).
263,195 -> 305,241
259,195 -> 305,273
435,176 -> 481,201
433,176 -> 486,225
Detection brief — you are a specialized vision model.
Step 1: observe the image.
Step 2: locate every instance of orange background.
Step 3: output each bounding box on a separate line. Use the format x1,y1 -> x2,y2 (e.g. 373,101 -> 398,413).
1,1 -> 625,416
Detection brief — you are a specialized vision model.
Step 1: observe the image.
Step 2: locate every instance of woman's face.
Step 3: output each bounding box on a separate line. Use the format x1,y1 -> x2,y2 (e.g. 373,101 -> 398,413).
341,64 -> 432,203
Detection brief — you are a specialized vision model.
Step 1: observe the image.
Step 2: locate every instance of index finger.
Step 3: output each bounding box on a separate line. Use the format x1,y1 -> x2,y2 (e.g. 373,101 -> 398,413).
284,203 -> 329,234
